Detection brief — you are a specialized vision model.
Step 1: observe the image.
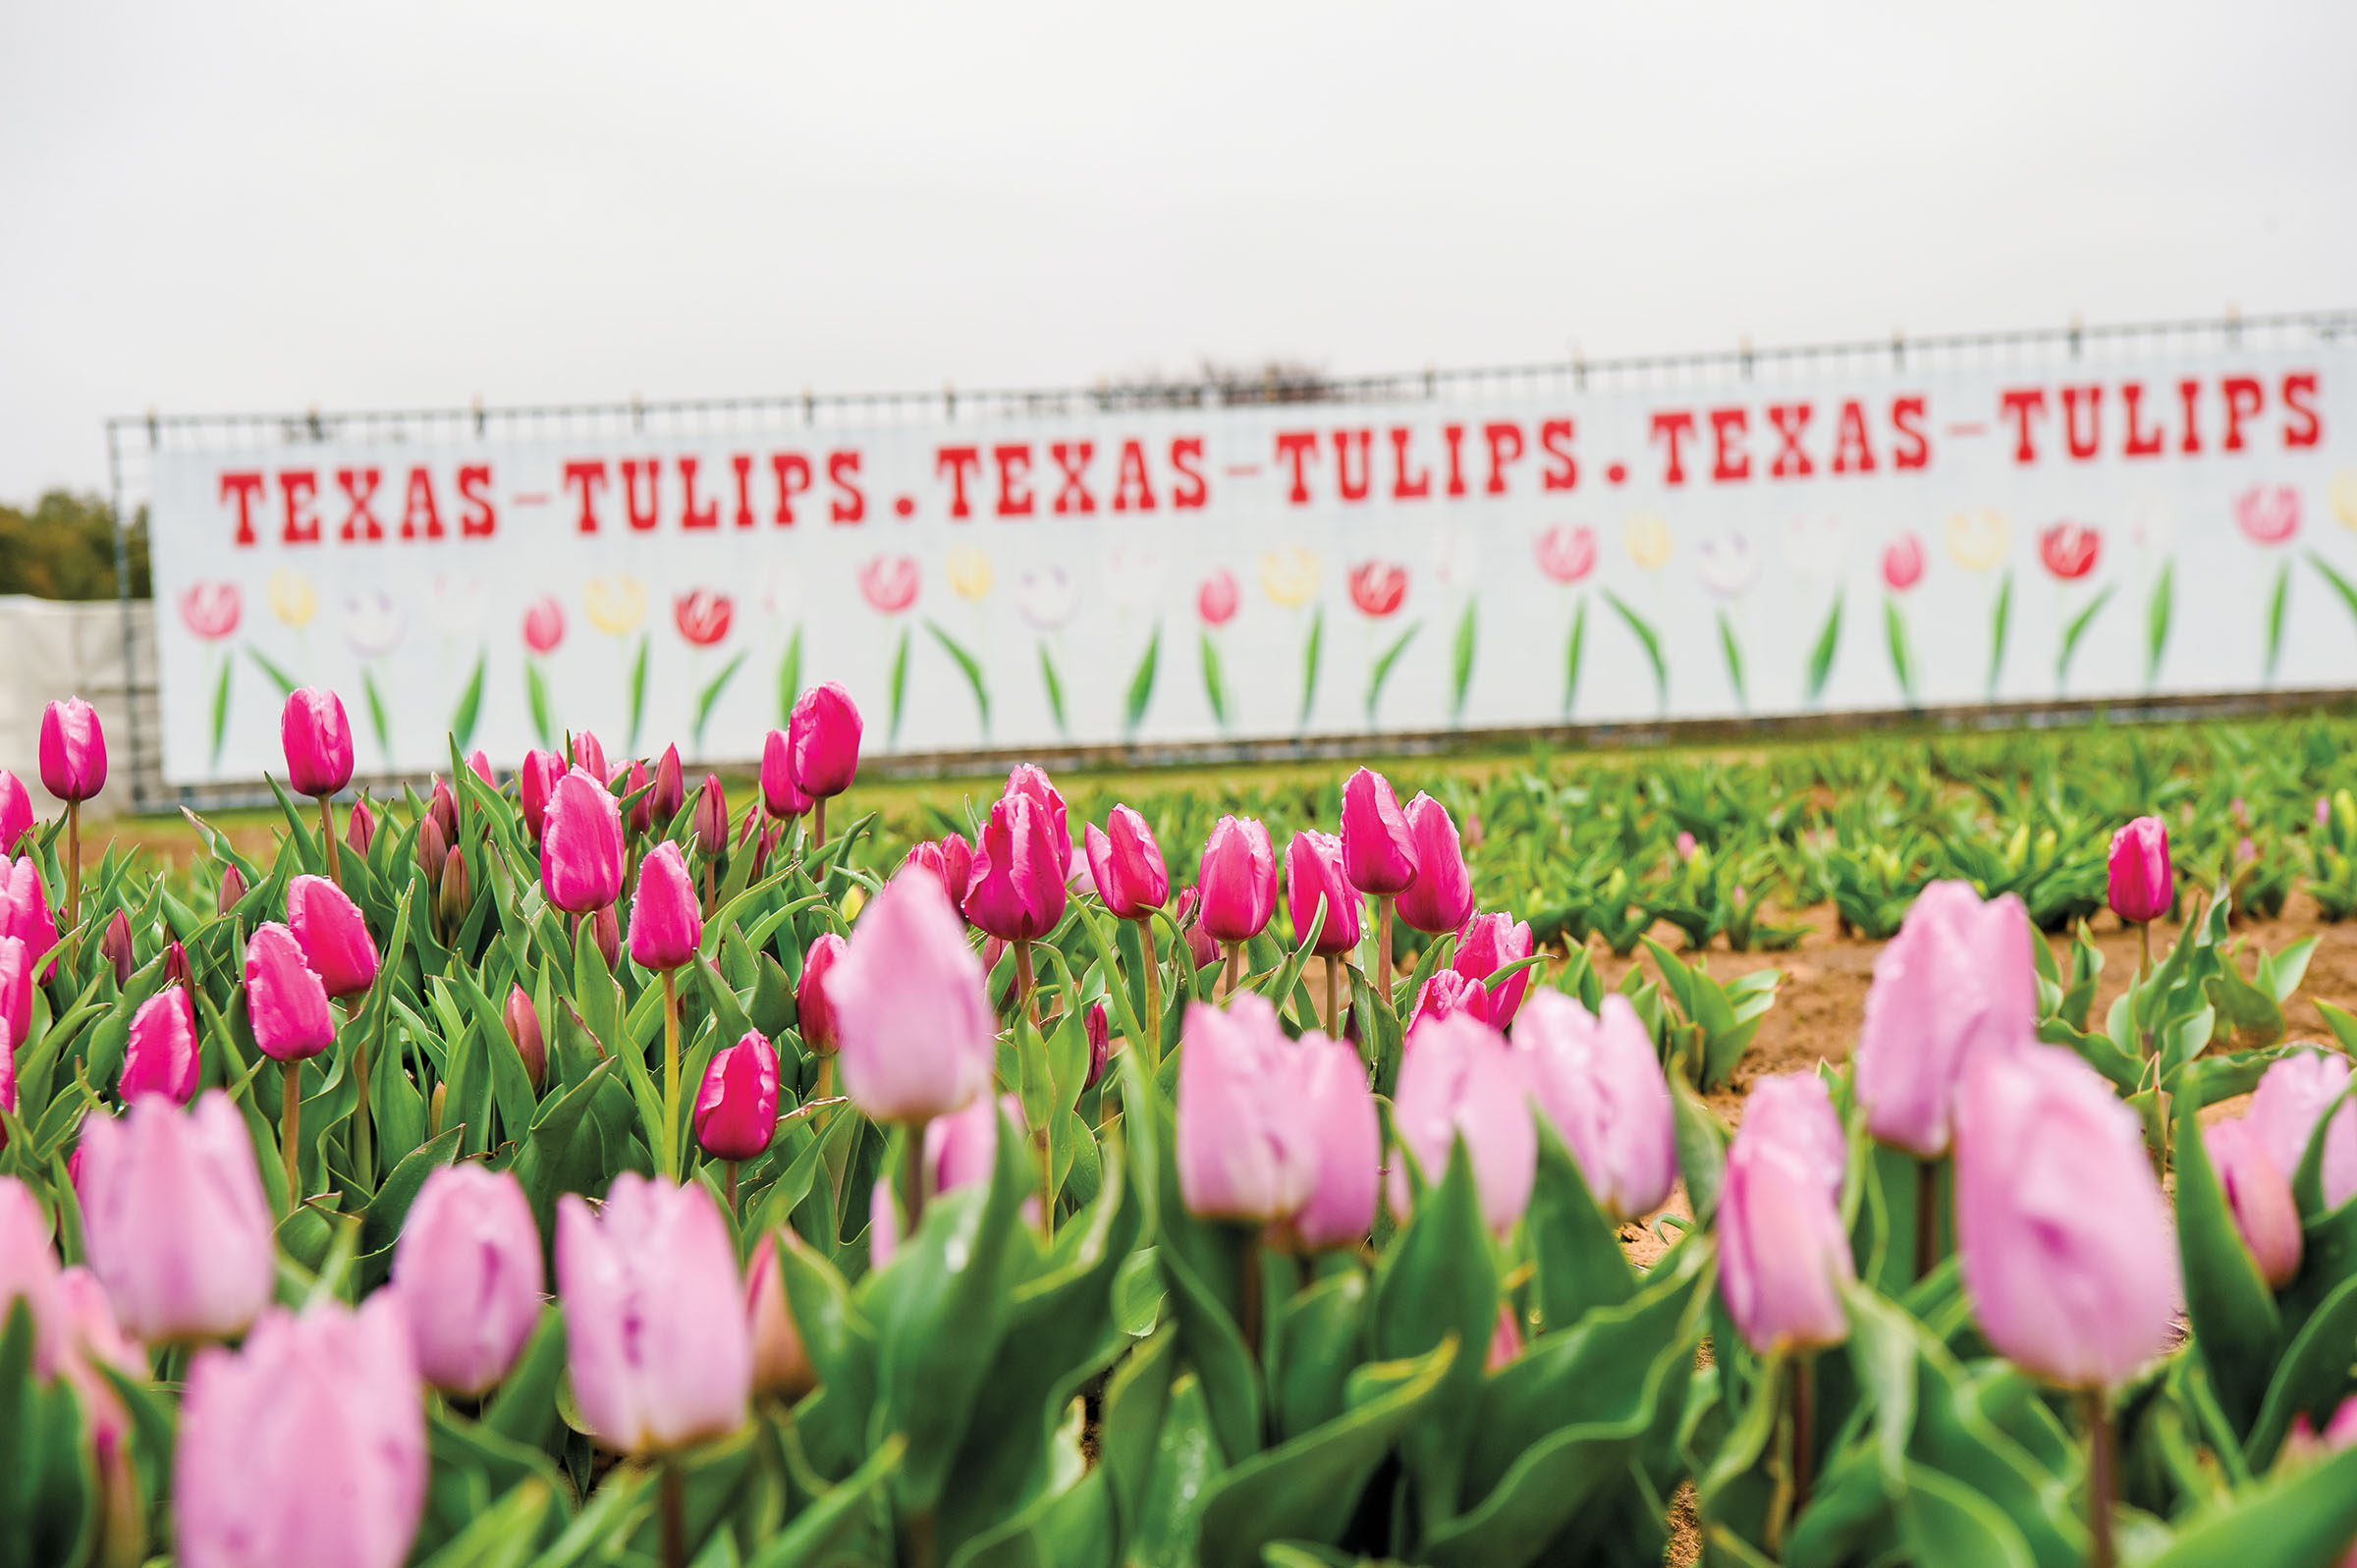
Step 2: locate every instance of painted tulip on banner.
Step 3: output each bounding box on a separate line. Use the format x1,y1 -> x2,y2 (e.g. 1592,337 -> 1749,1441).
759,730 -> 813,820
1388,1011 -> 1536,1234
787,683 -> 861,798
392,1164 -> 544,1397
628,841 -> 703,971
280,687 -> 355,797
2109,815 -> 2172,926
540,766 -> 626,913
121,987 -> 201,1105
78,1091 -> 276,1343
694,1032 -> 781,1161
964,792 -> 1069,942
287,873 -> 380,999
1396,793 -> 1473,934
1516,992 -> 1676,1223
245,922 -> 335,1062
38,698 -> 106,802
1339,767 -> 1418,896
824,871 -> 996,1124
1195,815 -> 1277,945
1085,806 -> 1169,918
1453,911 -> 1534,1027
1285,830 -> 1361,956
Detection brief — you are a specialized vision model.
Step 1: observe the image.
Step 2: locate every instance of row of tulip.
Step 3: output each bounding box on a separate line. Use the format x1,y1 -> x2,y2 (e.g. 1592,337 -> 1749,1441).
6,688 -> 2357,1567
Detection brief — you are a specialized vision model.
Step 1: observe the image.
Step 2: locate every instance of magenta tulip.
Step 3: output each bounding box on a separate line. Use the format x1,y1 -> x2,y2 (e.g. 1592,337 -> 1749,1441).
1176,997 -> 1319,1222
693,774 -> 728,854
628,841 -> 703,971
392,1164 -> 544,1396
788,683 -> 862,798
245,922 -> 335,1062
964,791 -> 1070,943
1853,881 -> 2038,1159
1174,889 -> 1222,970
744,1234 -> 817,1401
1084,1000 -> 1112,1091
824,871 -> 997,1124
2250,1050 -> 2357,1212
97,906 -> 130,983
1718,1107 -> 1855,1355
518,749 -> 563,843
0,771 -> 29,856
540,766 -> 626,914
466,749 -> 494,787
175,1293 -> 425,1568
650,743 -> 686,826
0,1017 -> 14,1131
1396,793 -> 1473,934
1085,806 -> 1169,919
1002,765 -> 1073,873
2108,815 -> 2173,926
1340,767 -> 1418,896
425,775 -> 459,846
571,730 -> 607,780
0,857 -> 58,973
1409,969 -> 1492,1032
1286,830 -> 1362,957
279,687 -> 355,798
121,988 -> 201,1105
1739,1072 -> 1847,1200
1196,816 -> 1277,946
1389,1011 -> 1537,1234
695,1032 -> 781,1161
1953,1045 -> 2179,1388
504,984 -> 546,1091
1453,911 -> 1535,1028
588,902 -> 622,971
900,835 -> 974,915
38,697 -> 106,802
557,1174 -> 750,1452
796,933 -> 847,1053
615,759 -> 653,838
0,936 -> 28,1055
287,873 -> 379,999
2206,1116 -> 2302,1289
345,794 -> 378,857
1516,992 -> 1676,1222
78,1091 -> 276,1341
759,730 -> 813,820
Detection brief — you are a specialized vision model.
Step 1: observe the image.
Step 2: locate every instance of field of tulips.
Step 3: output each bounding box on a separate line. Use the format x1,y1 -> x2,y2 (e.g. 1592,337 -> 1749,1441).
15,689 -> 2357,1568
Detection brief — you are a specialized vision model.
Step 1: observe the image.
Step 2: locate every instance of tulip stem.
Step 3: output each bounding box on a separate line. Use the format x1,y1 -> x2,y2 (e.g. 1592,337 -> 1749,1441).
1324,957 -> 1340,1034
1914,1159 -> 1940,1281
1377,896 -> 1394,1004
1222,943 -> 1241,1001
352,979 -> 385,1185
2082,1388 -> 2116,1568
1789,1353 -> 1815,1522
65,800 -> 82,959
661,970 -> 682,1180
1013,941 -> 1054,1243
724,1159 -> 739,1215
2136,918 -> 2152,979
660,1459 -> 686,1568
281,1060 -> 302,1204
1238,1238 -> 1264,1361
1133,915 -> 1162,1067
899,1121 -> 926,1234
814,798 -> 827,852
318,795 -> 341,886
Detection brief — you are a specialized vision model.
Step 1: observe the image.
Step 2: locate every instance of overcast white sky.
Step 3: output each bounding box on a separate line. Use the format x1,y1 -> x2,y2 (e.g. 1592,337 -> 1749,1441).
2,1 -> 2351,501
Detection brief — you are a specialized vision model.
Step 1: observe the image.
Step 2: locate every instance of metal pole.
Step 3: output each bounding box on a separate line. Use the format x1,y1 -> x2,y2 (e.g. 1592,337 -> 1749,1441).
106,418 -> 147,811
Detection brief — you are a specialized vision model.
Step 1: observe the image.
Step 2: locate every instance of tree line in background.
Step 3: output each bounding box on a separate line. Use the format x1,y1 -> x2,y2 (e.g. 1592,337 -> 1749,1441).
0,493 -> 150,600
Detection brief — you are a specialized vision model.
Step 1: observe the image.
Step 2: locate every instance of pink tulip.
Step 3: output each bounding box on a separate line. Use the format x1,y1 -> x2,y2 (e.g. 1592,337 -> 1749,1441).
392,1164 -> 544,1396
2250,1050 -> 2357,1211
279,688 -> 355,798
1516,992 -> 1676,1221
824,871 -> 996,1124
615,759 -> 653,838
0,1177 -> 65,1373
1286,830 -> 1362,957
900,835 -> 974,915
1739,1072 -> 1847,1201
628,841 -> 703,971
1718,1109 -> 1855,1355
744,1234 -> 817,1401
540,766 -> 626,914
0,772 -> 30,856
2108,815 -> 2172,925
869,1094 -> 1033,1265
1174,888 -> 1222,970
1084,1001 -> 1112,1091
1196,816 -> 1277,946
570,730 -> 607,780
0,1017 -> 14,1133
1003,765 -> 1073,873
1176,997 -> 1318,1222
2206,1116 -> 2302,1289
650,744 -> 686,826
557,1174 -> 751,1452
1340,767 -> 1418,896
287,873 -> 379,1000
518,749 -> 563,843
504,984 -> 546,1091
0,856 -> 59,974
78,1091 -> 276,1341
693,774 -> 729,854
787,683 -> 862,799
1486,1305 -> 1525,1373
103,911 -> 136,988
1287,1029 -> 1381,1251
217,861 -> 247,914
694,1032 -> 781,1161
245,922 -> 335,1062
1453,911 -> 1535,1028
163,941 -> 192,990
963,792 -> 1069,942
1396,793 -> 1473,934
1853,882 -> 2038,1159
51,1264 -> 144,1464
0,936 -> 29,1054
121,988 -> 201,1105
759,730 -> 813,820
1409,969 -> 1492,1032
1085,806 -> 1170,918
175,1294 -> 425,1568
796,934 -> 847,1053
466,749 -> 494,787
1953,1045 -> 2179,1388
1389,1012 -> 1537,1234
345,794 -> 378,857
38,697 -> 106,802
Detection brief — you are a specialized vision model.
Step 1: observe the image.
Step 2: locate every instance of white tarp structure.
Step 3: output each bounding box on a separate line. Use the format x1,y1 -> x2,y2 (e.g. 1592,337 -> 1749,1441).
0,596 -> 153,815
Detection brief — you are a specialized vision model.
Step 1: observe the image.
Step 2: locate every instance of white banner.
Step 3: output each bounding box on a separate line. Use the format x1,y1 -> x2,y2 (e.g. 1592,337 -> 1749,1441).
148,346 -> 2357,784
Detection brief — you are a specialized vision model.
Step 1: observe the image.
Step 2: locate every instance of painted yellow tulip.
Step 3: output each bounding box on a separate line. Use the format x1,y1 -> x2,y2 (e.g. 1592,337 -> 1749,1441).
2331,471 -> 2357,531
1945,511 -> 2010,571
267,568 -> 316,629
1259,547 -> 1321,607
947,547 -> 994,602
1623,514 -> 1672,571
583,576 -> 647,636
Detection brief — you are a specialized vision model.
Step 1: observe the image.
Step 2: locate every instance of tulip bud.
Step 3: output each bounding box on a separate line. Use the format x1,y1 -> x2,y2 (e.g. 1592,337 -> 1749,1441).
1410,969 -> 1491,1032
175,1295 -> 425,1568
121,988 -> 201,1105
275,688 -> 354,800
217,861 -> 247,915
1084,806 -> 1170,919
1853,882 -> 2038,1160
1487,1306 -> 1525,1373
0,857 -> 59,974
2236,836 -> 2259,869
415,811 -> 451,892
1718,1104 -> 1855,1356
1196,816 -> 1277,946
0,771 -> 30,857
570,730 -> 607,780
1286,830 -> 1362,957
1674,831 -> 1698,861
589,902 -> 622,971
466,749 -> 494,787
1516,992 -> 1676,1222
422,779 -> 457,850
245,922 -> 335,1061
744,1235 -> 818,1402
163,940 -> 191,991
37,697 -> 107,803
287,873 -> 380,999
651,744 -> 686,827
2206,1116 -> 2302,1289
392,1164 -> 544,1396
787,683 -> 862,799
557,1174 -> 751,1452
964,792 -> 1069,942
518,749 -> 563,844
79,1091 -> 277,1341
0,937 -> 28,1058
614,759 -> 653,838
824,872 -> 996,1125
99,909 -> 134,987
1953,1045 -> 2179,1388
2108,815 -> 2172,925
628,841 -> 702,971
693,774 -> 728,856
436,846 -> 469,934
1002,765 -> 1073,873
503,984 -> 546,1091
1083,1001 -> 1111,1091
868,1094 -> 1036,1266
1453,911 -> 1535,1027
1340,767 -> 1418,896
1390,1012 -> 1536,1234
1174,888 -> 1222,970
796,933 -> 847,1053
694,1032 -> 781,1161
759,730 -> 813,820
428,1081 -> 445,1136
540,767 -> 626,914
345,794 -> 378,857
1396,793 -> 1474,934
2250,1050 -> 2357,1212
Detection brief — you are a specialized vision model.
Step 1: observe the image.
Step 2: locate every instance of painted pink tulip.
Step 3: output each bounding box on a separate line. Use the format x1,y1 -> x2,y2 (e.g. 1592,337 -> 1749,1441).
392,1163 -> 544,1396
287,873 -> 380,999
557,1174 -> 751,1452
1003,765 -> 1073,873
1396,793 -> 1474,935
628,841 -> 703,971
38,697 -> 106,802
2250,1050 -> 2357,1212
650,744 -> 685,827
1410,969 -> 1492,1032
2108,815 -> 2172,925
1739,1072 -> 1848,1201
0,857 -> 59,974
2206,1116 -> 2302,1289
521,595 -> 566,653
693,774 -> 728,854
1198,569 -> 1240,626
1453,911 -> 1535,1028
1085,806 -> 1170,918
0,936 -> 29,1054
900,835 -> 974,916
0,772 -> 30,856
1286,1029 -> 1381,1251
1196,816 -> 1277,946
345,794 -> 378,857
744,1234 -> 818,1401
2234,484 -> 2301,547
570,730 -> 607,780
1516,992 -> 1676,1221
504,984 -> 546,1092
694,1032 -> 781,1161
1718,1108 -> 1855,1355
78,1091 -> 276,1342
1389,1011 -> 1537,1234
1340,767 -> 1418,896
1176,997 -> 1317,1223
175,1293 -> 425,1568
824,871 -> 996,1124
787,682 -> 862,799
1953,1045 -> 2179,1388
121,987 -> 201,1105
759,730 -> 813,820
796,934 -> 847,1053
1285,830 -> 1362,957
279,687 -> 355,798
1853,881 -> 2038,1159
540,766 -> 626,914
518,749 -> 563,843
1882,533 -> 1926,591
963,792 -> 1069,942
245,922 -> 335,1062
